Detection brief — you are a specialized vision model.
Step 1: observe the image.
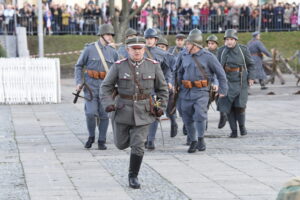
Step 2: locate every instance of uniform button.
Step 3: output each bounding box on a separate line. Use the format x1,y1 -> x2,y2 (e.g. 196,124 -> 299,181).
136,72 -> 139,75
134,101 -> 137,103
136,86 -> 138,88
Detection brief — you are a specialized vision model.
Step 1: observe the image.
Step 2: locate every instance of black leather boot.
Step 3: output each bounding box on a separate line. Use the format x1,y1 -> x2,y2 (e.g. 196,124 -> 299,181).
218,112 -> 227,129
182,124 -> 188,135
197,137 -> 206,151
145,140 -> 155,150
228,111 -> 238,138
98,140 -> 107,150
186,135 -> 191,145
239,125 -> 247,136
188,141 -> 198,153
229,130 -> 238,138
170,121 -> 178,138
84,136 -> 95,148
128,154 -> 143,189
236,111 -> 247,136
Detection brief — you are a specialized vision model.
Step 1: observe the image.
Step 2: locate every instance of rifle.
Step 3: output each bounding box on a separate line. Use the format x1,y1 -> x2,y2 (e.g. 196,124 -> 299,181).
72,82 -> 93,104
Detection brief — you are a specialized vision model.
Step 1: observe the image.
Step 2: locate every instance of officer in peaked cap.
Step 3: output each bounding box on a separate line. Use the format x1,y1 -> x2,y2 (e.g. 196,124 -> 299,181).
100,36 -> 168,189
117,28 -> 138,58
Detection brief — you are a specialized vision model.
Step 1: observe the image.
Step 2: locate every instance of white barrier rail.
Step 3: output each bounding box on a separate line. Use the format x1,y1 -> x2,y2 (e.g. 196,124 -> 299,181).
0,58 -> 61,104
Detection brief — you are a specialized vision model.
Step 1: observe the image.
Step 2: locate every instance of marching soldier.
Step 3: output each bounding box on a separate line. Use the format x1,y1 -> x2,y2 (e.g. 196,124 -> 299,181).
168,34 -> 186,57
156,37 -> 179,138
75,24 -> 119,150
176,29 -> 228,153
100,37 -> 168,189
217,29 -> 255,138
117,28 -> 138,58
206,34 -> 228,129
143,28 -> 173,149
169,34 -> 189,137
206,34 -> 219,56
247,31 -> 271,90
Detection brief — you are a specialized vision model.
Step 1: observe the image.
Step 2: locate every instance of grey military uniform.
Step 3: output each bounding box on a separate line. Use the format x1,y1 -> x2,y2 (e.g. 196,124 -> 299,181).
75,41 -> 118,142
217,44 -> 255,112
217,44 -> 255,137
176,48 -> 228,141
247,39 -> 271,80
168,46 -> 184,58
100,58 -> 168,155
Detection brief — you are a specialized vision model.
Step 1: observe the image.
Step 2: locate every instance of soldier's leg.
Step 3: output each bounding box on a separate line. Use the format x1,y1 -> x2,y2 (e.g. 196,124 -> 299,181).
97,99 -> 109,150
146,121 -> 158,150
194,96 -> 209,151
177,96 -> 187,136
167,112 -> 178,138
84,99 -> 98,148
113,122 -> 131,150
128,125 -> 149,189
234,107 -> 247,136
181,99 -> 197,153
227,107 -> 238,138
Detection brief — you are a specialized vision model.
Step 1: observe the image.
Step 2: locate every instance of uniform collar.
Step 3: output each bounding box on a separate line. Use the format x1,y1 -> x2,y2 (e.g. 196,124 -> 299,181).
129,58 -> 145,67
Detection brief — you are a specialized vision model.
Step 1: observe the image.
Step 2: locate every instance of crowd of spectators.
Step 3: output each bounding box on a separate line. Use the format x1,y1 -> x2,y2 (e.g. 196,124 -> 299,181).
0,0 -> 299,35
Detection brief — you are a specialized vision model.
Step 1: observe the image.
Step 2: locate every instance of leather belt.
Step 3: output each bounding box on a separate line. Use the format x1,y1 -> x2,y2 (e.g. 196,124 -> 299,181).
224,66 -> 240,72
119,94 -> 150,101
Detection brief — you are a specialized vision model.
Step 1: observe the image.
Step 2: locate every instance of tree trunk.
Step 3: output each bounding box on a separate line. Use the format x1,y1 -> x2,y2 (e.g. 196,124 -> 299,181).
109,0 -> 149,43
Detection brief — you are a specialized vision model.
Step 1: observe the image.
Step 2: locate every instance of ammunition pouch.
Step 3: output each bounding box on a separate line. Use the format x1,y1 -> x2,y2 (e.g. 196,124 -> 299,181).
182,80 -> 193,89
182,80 -> 208,88
86,70 -> 106,80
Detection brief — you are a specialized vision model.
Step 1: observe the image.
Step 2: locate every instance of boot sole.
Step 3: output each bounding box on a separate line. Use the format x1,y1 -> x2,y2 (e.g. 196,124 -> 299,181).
129,184 -> 141,189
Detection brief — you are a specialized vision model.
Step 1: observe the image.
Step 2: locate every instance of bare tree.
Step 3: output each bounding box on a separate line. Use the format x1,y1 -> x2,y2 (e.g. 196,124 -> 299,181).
109,0 -> 149,43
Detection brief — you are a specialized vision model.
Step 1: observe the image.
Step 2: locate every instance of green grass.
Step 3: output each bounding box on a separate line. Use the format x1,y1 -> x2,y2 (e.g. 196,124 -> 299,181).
27,31 -> 300,75
0,43 -> 6,57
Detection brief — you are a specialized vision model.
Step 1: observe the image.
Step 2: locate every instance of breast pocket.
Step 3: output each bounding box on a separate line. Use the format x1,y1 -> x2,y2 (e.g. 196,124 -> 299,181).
141,73 -> 155,89
87,58 -> 101,70
118,73 -> 132,89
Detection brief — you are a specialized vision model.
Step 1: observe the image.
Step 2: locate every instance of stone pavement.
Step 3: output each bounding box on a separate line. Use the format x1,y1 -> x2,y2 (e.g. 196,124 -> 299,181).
1,75 -> 300,200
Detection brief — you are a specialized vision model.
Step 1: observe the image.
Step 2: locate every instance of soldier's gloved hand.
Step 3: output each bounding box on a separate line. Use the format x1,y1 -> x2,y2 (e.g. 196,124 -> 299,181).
105,105 -> 116,112
154,107 -> 164,117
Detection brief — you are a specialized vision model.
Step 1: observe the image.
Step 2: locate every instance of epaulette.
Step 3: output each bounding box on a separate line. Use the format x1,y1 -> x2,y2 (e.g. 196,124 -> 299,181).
115,58 -> 128,64
145,58 -> 159,64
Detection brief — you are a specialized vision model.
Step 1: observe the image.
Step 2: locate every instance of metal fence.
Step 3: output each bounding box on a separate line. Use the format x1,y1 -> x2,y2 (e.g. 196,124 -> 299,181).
0,14 -> 299,35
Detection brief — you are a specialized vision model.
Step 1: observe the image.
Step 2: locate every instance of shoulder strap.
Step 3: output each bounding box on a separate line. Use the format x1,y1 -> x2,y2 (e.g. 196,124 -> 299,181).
220,48 -> 226,66
238,45 -> 247,70
191,55 -> 208,81
171,46 -> 177,55
127,60 -> 144,94
95,42 -> 110,73
145,47 -> 154,60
